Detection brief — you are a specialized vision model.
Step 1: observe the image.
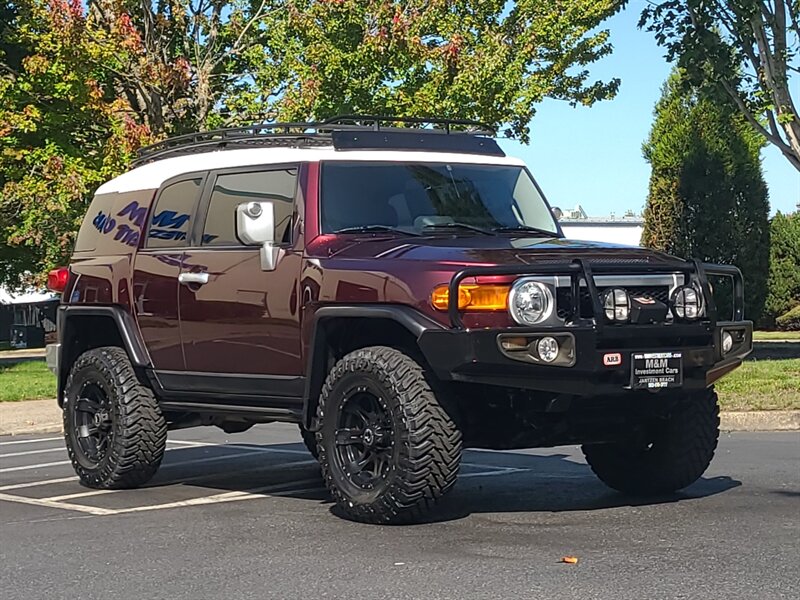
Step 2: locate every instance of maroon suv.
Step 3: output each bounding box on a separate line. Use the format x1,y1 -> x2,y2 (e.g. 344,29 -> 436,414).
46,116 -> 753,524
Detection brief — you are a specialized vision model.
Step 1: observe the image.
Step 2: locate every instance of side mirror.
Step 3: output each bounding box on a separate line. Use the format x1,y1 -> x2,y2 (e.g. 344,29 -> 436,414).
236,201 -> 281,271
236,201 -> 275,245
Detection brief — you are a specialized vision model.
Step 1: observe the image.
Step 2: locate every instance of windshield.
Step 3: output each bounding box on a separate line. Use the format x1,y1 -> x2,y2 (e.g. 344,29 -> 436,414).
320,161 -> 560,236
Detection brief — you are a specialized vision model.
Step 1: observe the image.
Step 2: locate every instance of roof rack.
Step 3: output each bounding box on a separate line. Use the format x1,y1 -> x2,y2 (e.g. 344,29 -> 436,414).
132,115 -> 501,167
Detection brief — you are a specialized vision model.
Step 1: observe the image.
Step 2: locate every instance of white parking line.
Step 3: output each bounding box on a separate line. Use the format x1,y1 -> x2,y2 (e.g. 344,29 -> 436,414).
44,489 -> 118,501
0,437 -> 62,447
42,458 -> 318,502
1,447 -> 65,459
0,460 -> 72,473
0,492 -> 115,516
110,478 -> 323,515
167,439 -> 312,455
461,467 -> 527,478
0,476 -> 77,492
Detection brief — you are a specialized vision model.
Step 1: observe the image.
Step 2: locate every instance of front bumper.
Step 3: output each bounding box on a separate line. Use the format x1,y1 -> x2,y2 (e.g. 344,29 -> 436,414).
419,321 -> 752,396
420,258 -> 752,396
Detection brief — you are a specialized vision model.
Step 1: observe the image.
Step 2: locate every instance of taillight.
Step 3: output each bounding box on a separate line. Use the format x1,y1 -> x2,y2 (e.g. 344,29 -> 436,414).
47,267 -> 70,294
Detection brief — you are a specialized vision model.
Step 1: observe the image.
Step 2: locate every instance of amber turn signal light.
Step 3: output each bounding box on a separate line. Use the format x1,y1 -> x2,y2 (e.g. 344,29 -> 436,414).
431,284 -> 510,311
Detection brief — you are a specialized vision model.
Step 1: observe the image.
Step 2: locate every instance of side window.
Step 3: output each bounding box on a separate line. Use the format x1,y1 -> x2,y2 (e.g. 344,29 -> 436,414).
202,168 -> 298,246
147,178 -> 202,248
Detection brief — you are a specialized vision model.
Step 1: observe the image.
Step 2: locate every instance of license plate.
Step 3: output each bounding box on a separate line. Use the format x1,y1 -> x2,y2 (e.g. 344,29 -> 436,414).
631,352 -> 683,389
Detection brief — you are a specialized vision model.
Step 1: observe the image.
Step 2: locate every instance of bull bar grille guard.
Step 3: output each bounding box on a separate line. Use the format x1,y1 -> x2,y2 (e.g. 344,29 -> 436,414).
447,259 -> 744,330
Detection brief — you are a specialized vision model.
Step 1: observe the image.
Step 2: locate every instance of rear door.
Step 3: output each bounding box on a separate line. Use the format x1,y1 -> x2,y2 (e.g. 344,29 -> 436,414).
131,175 -> 205,371
174,164 -> 304,399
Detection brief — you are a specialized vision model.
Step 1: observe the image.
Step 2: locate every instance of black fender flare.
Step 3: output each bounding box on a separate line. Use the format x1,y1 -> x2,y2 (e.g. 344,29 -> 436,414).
57,305 -> 151,404
302,304 -> 444,429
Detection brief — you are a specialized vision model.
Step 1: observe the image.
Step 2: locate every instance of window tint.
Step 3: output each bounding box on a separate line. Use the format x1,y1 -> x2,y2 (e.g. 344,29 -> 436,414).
320,162 -> 559,235
203,168 -> 297,246
147,179 -> 202,248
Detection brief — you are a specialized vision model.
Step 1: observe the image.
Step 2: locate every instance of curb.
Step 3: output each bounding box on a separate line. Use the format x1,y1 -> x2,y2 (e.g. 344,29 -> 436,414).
0,400 -> 798,436
720,410 -> 800,432
0,399 -> 62,436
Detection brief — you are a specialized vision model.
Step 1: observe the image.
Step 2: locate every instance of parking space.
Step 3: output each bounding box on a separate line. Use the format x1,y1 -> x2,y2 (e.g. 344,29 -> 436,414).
0,424 -> 531,519
1,426 -> 798,600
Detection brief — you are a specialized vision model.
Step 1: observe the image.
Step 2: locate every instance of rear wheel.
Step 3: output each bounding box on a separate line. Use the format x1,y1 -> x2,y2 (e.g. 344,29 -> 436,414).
317,346 -> 461,524
582,388 -> 720,495
63,346 -> 167,488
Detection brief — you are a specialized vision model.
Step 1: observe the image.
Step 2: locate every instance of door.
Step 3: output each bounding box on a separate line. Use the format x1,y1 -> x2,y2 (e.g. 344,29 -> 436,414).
177,165 -> 303,396
132,176 -> 205,371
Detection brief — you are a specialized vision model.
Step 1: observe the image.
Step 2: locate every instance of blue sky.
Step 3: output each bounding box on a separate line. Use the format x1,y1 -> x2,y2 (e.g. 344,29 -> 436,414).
498,3 -> 799,217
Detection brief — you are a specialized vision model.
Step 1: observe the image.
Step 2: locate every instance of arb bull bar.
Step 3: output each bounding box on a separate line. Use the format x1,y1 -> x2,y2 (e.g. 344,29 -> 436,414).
415,258 -> 752,396
447,258 -> 744,329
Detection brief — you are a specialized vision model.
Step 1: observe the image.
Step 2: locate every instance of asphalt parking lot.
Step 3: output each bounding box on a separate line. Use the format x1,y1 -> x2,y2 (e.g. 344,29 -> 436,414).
0,424 -> 797,600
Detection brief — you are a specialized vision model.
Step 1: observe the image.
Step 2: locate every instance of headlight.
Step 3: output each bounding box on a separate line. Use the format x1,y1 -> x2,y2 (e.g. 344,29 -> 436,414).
602,288 -> 630,322
508,280 -> 553,326
672,285 -> 702,320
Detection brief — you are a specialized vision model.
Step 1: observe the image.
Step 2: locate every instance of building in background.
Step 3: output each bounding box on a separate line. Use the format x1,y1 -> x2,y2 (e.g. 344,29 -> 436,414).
553,205 -> 644,247
0,288 -> 58,349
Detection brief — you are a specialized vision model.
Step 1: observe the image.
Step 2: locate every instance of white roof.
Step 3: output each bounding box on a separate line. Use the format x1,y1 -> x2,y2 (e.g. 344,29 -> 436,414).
96,147 -> 526,195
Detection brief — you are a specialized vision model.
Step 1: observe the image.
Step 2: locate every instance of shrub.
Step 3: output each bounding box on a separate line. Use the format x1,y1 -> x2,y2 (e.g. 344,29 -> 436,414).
764,212 -> 800,326
776,305 -> 800,332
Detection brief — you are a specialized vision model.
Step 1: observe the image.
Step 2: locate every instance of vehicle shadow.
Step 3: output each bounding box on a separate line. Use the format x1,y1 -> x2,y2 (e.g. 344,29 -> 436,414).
147,441 -> 741,523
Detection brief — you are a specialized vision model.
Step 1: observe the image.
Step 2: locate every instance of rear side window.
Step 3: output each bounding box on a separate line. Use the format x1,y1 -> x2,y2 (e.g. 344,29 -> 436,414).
75,191 -> 152,254
147,178 -> 202,248
202,168 -> 297,246
75,194 -> 116,252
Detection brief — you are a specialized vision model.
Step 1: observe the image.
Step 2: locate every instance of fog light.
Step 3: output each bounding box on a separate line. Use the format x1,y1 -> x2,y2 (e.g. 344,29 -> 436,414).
722,331 -> 733,354
537,336 -> 559,363
602,288 -> 630,322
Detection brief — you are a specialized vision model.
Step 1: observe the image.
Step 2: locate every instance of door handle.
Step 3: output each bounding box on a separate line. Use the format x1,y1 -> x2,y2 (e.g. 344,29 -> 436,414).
178,272 -> 209,286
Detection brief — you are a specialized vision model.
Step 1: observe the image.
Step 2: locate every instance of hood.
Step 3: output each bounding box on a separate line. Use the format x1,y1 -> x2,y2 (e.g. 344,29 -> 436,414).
316,234 -> 684,268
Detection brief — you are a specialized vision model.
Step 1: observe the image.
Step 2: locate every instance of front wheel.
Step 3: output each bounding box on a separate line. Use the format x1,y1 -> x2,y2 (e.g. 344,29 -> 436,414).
582,388 -> 720,495
317,346 -> 462,524
64,346 -> 167,489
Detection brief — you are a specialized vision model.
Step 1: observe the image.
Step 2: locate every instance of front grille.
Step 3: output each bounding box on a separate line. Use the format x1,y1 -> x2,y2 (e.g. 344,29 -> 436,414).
556,285 -> 670,319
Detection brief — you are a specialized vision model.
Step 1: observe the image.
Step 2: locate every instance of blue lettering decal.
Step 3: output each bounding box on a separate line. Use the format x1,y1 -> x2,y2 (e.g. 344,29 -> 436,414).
151,210 -> 190,230
148,229 -> 187,241
117,201 -> 148,228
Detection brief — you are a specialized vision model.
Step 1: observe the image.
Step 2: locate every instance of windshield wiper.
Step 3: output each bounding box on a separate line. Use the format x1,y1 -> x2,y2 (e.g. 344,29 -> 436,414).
492,225 -> 558,237
421,223 -> 496,236
334,225 -> 421,236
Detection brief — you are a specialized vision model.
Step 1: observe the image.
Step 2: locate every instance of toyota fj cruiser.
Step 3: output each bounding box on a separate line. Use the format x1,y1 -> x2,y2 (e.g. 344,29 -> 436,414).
46,116 -> 753,524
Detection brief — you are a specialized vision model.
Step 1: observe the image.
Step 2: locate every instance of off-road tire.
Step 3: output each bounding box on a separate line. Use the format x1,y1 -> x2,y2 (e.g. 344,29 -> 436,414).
317,346 -> 462,524
63,346 -> 167,488
299,425 -> 319,459
582,388 -> 720,495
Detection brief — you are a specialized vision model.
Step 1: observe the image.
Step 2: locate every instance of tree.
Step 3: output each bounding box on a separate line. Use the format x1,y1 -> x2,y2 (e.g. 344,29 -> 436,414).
640,1 -> 800,171
641,72 -> 771,321
266,0 -> 624,140
2,0 -> 627,287
0,0 -> 151,289
764,211 -> 800,325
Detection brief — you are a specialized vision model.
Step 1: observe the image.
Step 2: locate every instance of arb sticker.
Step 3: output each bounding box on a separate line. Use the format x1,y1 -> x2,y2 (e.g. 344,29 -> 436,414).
603,353 -> 622,366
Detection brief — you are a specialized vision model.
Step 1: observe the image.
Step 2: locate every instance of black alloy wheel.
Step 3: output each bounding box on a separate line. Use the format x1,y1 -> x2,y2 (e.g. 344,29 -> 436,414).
333,384 -> 395,491
64,346 -> 167,489
317,345 -> 462,524
71,381 -> 115,468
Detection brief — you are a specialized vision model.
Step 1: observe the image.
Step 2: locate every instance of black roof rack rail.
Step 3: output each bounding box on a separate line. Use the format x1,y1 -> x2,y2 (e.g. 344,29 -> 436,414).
317,114 -> 496,135
132,115 -> 500,167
